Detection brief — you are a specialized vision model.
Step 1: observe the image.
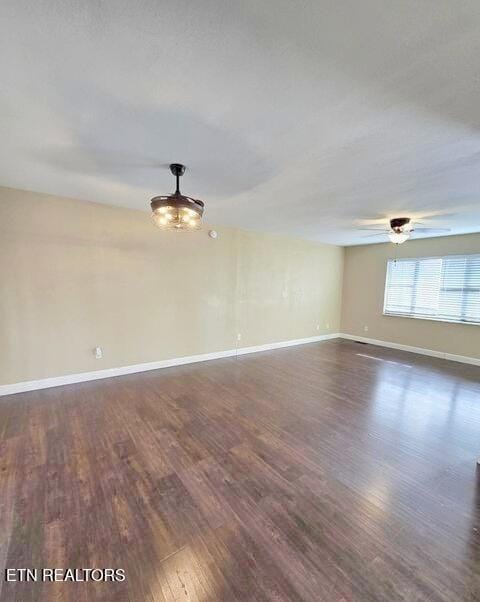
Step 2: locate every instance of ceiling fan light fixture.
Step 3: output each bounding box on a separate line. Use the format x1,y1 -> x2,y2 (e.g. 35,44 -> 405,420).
150,164 -> 205,231
388,231 -> 409,244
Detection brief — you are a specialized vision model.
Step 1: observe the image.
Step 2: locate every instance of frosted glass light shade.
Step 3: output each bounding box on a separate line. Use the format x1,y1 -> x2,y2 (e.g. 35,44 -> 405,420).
388,231 -> 409,244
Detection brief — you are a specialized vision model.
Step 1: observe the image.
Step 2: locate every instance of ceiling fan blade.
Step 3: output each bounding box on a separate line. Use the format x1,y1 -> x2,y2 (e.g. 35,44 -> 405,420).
356,228 -> 390,232
416,212 -> 458,221
412,227 -> 451,233
361,232 -> 387,238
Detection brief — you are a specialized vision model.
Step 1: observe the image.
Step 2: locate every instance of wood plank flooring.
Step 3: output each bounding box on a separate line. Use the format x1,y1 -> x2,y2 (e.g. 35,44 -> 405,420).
0,339 -> 479,601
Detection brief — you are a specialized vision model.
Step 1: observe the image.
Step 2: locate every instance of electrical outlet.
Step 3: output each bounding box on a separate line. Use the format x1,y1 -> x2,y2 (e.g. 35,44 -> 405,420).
316,324 -> 320,331
363,325 -> 369,332
325,323 -> 330,330
94,346 -> 103,359
237,333 -> 242,342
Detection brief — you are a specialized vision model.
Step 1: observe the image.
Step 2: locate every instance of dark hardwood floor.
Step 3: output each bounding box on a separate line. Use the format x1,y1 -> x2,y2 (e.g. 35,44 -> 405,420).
1,339 -> 479,601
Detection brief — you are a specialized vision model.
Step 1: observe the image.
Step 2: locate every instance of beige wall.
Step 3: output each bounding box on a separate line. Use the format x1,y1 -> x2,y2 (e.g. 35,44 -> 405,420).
4,184 -> 478,387
341,234 -> 480,359
0,186 -> 344,385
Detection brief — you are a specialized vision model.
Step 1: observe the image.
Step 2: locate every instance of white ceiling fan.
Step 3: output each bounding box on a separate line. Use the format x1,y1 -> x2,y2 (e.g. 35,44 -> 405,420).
359,217 -> 451,244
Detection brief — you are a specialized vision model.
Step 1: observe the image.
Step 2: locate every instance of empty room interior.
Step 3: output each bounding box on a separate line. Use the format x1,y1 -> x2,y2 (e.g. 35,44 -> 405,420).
1,2 -> 480,601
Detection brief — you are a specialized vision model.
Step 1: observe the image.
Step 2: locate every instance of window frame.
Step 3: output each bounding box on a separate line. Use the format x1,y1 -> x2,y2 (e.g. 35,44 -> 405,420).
382,253 -> 480,327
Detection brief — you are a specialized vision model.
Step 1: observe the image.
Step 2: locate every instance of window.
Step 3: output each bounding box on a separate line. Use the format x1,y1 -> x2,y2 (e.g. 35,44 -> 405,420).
383,254 -> 480,325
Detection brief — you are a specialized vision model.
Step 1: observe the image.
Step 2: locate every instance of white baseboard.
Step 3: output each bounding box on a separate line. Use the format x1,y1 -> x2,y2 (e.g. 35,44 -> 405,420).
339,333 -> 480,367
0,333 -> 340,397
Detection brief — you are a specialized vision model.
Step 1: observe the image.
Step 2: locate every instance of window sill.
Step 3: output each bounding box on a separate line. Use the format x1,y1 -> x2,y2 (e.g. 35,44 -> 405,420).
383,312 -> 479,327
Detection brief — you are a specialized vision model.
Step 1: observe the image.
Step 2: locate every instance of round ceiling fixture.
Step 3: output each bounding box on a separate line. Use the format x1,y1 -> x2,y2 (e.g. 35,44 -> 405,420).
388,231 -> 410,244
150,164 -> 204,231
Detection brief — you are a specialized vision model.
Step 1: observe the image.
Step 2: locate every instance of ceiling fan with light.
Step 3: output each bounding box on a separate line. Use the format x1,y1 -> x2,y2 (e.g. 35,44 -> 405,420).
360,217 -> 450,244
150,163 -> 205,231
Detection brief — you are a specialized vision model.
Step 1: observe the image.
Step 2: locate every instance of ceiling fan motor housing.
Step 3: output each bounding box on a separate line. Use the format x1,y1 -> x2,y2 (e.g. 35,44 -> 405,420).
390,217 -> 410,232
150,194 -> 204,215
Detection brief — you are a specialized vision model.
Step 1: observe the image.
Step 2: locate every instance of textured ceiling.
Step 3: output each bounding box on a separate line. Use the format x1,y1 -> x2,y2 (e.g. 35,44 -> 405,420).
1,1 -> 480,245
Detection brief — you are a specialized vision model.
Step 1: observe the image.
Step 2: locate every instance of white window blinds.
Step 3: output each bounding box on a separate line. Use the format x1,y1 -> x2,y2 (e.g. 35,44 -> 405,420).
383,254 -> 480,325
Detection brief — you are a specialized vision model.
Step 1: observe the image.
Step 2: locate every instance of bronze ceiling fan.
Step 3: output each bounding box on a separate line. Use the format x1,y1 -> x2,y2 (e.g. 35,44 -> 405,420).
150,164 -> 205,231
